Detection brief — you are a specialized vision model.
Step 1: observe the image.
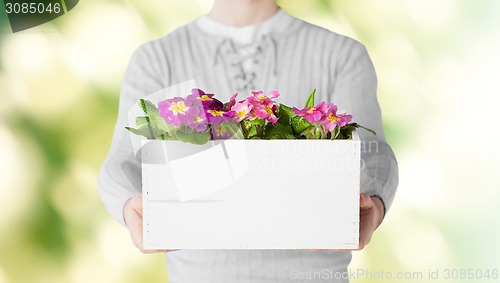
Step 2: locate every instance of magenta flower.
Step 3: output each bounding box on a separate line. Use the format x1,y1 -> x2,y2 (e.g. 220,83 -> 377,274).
249,90 -> 280,103
224,93 -> 239,111
292,102 -> 329,124
231,100 -> 253,122
253,101 -> 278,124
205,109 -> 235,125
187,88 -> 224,110
337,113 -> 353,127
320,104 -> 352,131
158,97 -> 196,126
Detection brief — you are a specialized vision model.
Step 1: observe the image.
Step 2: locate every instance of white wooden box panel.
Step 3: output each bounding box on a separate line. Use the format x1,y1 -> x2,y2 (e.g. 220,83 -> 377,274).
142,133 -> 360,249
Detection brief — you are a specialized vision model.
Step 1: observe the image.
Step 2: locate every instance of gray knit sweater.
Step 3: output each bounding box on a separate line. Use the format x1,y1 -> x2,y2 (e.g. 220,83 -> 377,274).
98,10 -> 398,283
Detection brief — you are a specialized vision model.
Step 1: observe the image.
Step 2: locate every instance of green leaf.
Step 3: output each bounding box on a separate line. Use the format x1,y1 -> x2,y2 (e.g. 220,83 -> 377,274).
247,125 -> 258,138
136,116 -> 149,127
125,126 -> 155,139
337,125 -> 357,140
291,116 -> 314,134
356,124 -> 377,136
139,99 -> 170,133
304,89 -> 316,108
175,131 -> 211,145
276,104 -> 296,123
221,122 -> 244,139
242,119 -> 265,139
264,132 -> 296,140
247,119 -> 265,126
264,121 -> 294,139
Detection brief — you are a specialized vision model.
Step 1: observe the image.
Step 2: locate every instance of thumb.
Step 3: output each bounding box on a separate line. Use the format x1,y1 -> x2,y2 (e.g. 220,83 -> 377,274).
360,193 -> 372,208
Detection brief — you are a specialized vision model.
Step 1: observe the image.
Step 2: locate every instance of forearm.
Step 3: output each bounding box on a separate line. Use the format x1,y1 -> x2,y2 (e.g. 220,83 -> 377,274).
98,134 -> 141,226
360,139 -> 398,215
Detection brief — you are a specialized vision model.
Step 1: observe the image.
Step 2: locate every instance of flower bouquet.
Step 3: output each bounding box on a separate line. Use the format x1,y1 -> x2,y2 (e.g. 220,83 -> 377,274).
134,89 -> 371,250
126,89 -> 374,144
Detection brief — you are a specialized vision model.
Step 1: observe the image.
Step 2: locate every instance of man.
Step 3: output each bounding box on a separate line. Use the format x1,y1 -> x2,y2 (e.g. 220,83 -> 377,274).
98,0 -> 398,281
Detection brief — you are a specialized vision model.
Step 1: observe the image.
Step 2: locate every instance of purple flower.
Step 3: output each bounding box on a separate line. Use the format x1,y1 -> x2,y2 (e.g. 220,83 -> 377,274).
183,106 -> 209,132
211,124 -> 231,139
205,109 -> 235,125
187,88 -> 223,110
224,93 -> 239,111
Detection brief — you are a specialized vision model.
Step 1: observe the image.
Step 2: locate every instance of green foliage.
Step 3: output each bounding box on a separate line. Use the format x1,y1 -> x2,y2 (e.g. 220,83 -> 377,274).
125,125 -> 155,140
135,116 -> 149,127
221,122 -> 244,139
242,119 -> 265,139
304,89 -> 316,108
125,99 -> 175,140
263,122 -> 295,139
139,99 -> 171,133
276,104 -> 295,123
263,104 -> 295,139
176,130 -> 211,145
291,116 -> 314,135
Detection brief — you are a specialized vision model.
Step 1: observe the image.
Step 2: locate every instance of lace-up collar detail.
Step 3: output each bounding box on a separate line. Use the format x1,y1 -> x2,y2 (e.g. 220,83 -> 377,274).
214,35 -> 278,91
195,9 -> 291,45
191,9 -> 301,92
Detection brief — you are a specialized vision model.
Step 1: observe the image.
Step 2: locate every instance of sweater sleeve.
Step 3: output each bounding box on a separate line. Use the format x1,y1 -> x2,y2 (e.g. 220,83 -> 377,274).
98,44 -> 167,226
331,40 -> 399,214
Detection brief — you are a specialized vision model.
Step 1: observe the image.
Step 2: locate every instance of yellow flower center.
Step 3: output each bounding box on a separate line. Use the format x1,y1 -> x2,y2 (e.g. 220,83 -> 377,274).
169,101 -> 188,115
208,110 -> 223,116
194,116 -> 204,123
327,113 -> 340,122
306,107 -> 316,114
215,125 -> 226,135
237,110 -> 247,118
200,95 -> 212,101
266,106 -> 274,115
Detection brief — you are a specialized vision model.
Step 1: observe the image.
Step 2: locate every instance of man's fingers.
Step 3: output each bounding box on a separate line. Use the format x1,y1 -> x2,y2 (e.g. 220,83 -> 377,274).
134,195 -> 143,213
360,193 -> 372,208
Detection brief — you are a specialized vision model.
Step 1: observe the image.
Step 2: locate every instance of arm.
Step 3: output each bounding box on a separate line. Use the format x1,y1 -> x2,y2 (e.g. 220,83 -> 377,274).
98,43 -> 169,251
331,40 -> 399,248
331,40 -> 399,215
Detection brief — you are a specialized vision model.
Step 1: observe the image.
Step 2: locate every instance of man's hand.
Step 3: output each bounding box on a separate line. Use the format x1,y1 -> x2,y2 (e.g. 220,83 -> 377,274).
310,193 -> 385,252
358,193 -> 385,250
123,194 -> 175,253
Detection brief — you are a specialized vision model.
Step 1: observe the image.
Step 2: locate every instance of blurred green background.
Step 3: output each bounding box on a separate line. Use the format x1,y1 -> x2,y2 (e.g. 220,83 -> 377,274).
1,0 -> 499,282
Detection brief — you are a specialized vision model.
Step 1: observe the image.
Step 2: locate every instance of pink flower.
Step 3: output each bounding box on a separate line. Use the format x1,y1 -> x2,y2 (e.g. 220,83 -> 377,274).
180,105 -> 208,132
337,113 -> 353,127
231,100 -> 253,122
253,101 -> 278,124
292,102 -> 329,124
158,97 -> 196,126
249,90 -> 280,104
320,104 -> 352,131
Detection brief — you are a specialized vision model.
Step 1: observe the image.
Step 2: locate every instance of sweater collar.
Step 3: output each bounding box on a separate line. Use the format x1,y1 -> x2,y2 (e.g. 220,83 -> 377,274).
195,9 -> 294,45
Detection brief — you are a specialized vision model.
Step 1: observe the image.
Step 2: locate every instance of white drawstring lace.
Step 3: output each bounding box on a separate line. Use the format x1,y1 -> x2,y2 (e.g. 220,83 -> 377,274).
214,34 -> 278,91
